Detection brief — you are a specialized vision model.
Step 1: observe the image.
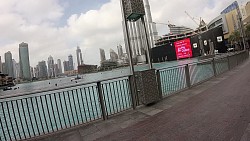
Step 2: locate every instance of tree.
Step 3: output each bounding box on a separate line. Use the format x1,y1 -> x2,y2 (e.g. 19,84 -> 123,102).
228,31 -> 241,50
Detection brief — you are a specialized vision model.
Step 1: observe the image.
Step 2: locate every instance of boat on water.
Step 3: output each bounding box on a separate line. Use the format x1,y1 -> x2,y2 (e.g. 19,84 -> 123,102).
0,73 -> 15,90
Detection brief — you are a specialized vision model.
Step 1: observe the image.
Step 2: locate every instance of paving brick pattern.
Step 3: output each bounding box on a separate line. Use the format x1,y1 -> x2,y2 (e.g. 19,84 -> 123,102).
97,60 -> 250,141
35,58 -> 250,141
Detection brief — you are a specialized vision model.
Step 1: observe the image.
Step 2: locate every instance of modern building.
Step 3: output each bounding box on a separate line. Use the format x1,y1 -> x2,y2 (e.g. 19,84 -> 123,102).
110,49 -> 119,61
53,64 -> 59,77
100,48 -> 106,62
47,55 -> 55,78
76,46 -> 84,66
19,42 -> 31,80
169,25 -> 194,35
208,1 -> 244,41
38,61 -> 48,79
63,61 -> 70,72
4,51 -> 14,78
57,59 -> 62,74
121,0 -> 159,64
207,14 -> 229,34
12,59 -> 20,79
68,54 -> 74,71
0,56 -> 2,73
117,45 -> 124,59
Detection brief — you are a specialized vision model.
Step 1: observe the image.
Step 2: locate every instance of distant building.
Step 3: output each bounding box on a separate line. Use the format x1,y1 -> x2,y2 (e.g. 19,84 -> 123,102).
76,46 -> 84,66
99,48 -> 106,62
47,55 -> 55,78
110,49 -> 118,61
78,64 -> 97,74
57,59 -> 63,74
38,61 -> 48,79
207,14 -> 229,34
63,61 -> 70,72
168,25 -> 193,35
0,56 -> 2,73
12,59 -> 20,79
117,45 -> 124,59
2,63 -> 6,74
54,64 -> 59,77
19,42 -> 31,80
68,54 -> 74,71
4,51 -> 14,78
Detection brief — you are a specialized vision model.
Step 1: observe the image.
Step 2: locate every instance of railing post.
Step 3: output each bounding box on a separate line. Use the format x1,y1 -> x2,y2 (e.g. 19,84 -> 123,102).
97,82 -> 107,120
185,64 -> 191,88
156,70 -> 163,99
128,75 -> 137,109
212,58 -> 217,77
227,55 -> 231,70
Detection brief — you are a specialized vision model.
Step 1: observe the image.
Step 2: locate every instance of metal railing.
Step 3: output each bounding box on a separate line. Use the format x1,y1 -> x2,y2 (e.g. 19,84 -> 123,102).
0,51 -> 249,141
157,51 -> 249,97
0,76 -> 133,141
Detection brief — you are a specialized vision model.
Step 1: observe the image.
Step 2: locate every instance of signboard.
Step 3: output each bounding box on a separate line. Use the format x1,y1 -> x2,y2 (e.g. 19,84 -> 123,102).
174,38 -> 193,59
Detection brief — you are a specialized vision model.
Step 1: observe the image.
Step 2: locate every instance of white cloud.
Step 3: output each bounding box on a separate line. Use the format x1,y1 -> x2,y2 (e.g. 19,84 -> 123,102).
0,0 -> 249,68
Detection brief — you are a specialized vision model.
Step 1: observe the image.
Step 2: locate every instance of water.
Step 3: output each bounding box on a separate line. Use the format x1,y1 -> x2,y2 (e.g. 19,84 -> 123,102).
0,58 -> 199,96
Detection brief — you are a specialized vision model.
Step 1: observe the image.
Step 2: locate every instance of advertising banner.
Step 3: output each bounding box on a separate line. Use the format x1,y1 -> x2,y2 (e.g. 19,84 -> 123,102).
174,38 -> 193,59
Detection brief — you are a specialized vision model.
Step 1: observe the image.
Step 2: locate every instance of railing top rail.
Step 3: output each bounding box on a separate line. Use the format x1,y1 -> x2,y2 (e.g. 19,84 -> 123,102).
0,74 -> 132,99
156,51 -> 247,71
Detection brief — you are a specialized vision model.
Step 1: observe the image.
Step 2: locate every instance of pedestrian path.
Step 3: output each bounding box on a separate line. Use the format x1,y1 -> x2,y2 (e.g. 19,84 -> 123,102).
37,58 -> 250,141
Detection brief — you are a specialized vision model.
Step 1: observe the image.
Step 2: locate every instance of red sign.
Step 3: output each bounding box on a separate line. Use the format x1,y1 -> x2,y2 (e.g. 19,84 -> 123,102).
174,38 -> 193,59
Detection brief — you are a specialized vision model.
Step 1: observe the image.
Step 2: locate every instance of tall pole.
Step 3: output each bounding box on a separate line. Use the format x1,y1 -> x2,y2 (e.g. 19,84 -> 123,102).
141,16 -> 153,69
120,0 -> 135,75
120,0 -> 137,109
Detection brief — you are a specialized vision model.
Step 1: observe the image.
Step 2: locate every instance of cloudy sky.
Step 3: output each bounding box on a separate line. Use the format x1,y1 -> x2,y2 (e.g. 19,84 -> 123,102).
0,0 -> 248,68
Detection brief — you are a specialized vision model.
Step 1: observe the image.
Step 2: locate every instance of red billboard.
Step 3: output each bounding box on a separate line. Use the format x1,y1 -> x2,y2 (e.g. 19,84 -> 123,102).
174,38 -> 193,59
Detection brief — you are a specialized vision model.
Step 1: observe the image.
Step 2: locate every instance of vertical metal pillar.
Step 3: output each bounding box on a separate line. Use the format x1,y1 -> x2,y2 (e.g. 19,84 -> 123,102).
212,58 -> 217,76
156,70 -> 163,99
141,16 -> 153,69
185,64 -> 191,88
120,0 -> 137,109
97,82 -> 107,120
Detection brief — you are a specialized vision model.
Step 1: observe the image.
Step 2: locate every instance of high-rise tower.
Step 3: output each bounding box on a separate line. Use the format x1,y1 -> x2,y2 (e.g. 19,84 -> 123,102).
68,55 -> 74,71
122,0 -> 158,64
144,0 -> 159,47
99,48 -> 106,62
117,45 -> 124,59
19,42 -> 31,80
47,55 -> 55,78
5,51 -> 14,77
76,46 -> 84,66
57,59 -> 62,74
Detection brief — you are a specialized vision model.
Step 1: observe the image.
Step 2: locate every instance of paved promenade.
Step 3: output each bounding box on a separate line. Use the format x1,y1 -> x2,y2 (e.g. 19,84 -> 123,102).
37,58 -> 250,141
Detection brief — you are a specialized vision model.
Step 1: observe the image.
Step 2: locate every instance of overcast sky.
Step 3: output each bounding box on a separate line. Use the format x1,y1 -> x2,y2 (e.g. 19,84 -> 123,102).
0,0 -> 248,67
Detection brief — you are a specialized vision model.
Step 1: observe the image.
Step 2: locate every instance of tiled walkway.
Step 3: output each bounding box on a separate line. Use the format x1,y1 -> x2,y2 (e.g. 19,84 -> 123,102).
36,58 -> 250,141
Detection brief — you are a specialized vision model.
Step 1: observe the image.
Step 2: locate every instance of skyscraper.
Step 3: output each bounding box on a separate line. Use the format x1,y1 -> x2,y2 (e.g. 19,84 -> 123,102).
5,51 -> 14,77
12,59 -> 20,79
117,45 -> 124,59
110,49 -> 119,61
121,0 -> 158,63
19,42 -> 31,80
76,46 -> 84,66
68,55 -> 74,71
47,55 -> 55,78
99,48 -> 106,62
0,56 -> 2,73
63,61 -> 70,72
38,61 -> 48,79
57,59 -> 62,74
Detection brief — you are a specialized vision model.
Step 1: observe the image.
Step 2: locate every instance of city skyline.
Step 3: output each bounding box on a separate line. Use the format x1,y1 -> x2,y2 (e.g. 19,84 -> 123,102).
0,0 -> 249,67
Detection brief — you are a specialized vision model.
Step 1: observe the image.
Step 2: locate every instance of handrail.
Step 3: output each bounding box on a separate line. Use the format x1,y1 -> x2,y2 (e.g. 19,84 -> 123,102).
0,74 -> 132,99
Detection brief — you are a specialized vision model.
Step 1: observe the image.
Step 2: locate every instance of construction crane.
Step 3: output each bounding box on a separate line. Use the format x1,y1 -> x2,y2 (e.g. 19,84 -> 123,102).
184,11 -> 200,26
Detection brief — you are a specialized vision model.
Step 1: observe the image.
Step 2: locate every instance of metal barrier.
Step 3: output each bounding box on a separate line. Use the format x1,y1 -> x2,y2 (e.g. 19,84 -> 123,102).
0,51 -> 249,141
0,76 -> 132,141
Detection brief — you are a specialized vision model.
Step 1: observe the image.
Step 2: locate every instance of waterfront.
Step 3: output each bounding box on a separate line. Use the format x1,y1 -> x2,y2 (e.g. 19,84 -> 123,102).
0,58 -> 198,96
